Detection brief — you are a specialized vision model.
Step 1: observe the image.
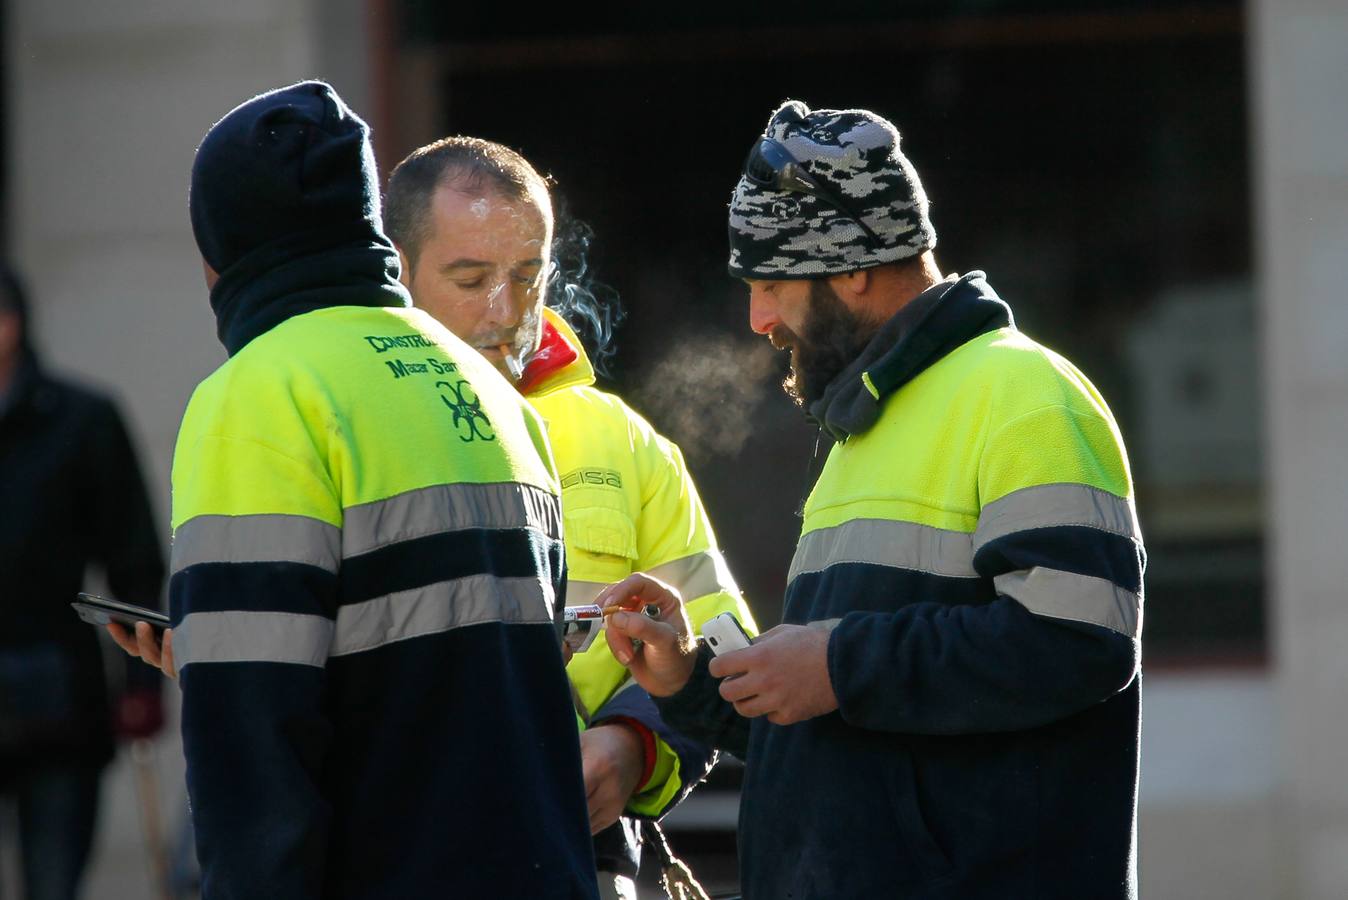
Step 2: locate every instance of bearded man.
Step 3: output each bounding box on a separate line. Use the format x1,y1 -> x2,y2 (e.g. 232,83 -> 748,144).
604,100 -> 1146,899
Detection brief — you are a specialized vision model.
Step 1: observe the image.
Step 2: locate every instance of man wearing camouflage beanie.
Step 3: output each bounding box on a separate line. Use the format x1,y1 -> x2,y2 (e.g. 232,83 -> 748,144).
607,100 -> 1144,898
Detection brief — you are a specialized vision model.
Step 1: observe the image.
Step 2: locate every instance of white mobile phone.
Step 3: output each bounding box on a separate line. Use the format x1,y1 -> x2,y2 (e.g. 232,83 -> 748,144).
701,612 -> 753,656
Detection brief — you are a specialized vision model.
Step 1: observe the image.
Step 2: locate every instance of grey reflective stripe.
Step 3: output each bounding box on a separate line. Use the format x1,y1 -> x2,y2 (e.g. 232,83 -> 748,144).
342,482 -> 563,558
331,574 -> 556,657
565,551 -> 738,611
648,550 -> 740,601
171,514 -> 340,575
174,611 -> 334,669
787,518 -> 977,584
566,581 -> 607,608
974,483 -> 1140,554
994,568 -> 1141,638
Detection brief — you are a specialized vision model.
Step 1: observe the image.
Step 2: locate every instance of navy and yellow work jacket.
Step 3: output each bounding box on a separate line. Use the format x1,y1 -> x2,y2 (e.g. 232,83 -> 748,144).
660,272 -> 1144,899
171,301 -> 597,899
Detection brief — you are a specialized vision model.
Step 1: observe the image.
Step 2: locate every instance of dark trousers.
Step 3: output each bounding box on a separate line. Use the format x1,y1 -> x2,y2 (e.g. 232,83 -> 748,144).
1,766 -> 101,900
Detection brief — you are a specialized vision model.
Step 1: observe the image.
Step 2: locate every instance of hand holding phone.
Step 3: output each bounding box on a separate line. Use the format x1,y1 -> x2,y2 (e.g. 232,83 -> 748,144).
74,592 -> 178,678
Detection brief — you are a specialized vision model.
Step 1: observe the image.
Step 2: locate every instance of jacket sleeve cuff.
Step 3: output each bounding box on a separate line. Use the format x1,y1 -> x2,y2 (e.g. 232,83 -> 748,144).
593,684 -> 712,818
653,642 -> 750,758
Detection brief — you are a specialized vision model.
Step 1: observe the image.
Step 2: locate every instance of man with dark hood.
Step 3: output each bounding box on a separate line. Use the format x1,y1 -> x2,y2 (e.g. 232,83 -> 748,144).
169,81 -> 597,899
605,101 -> 1145,898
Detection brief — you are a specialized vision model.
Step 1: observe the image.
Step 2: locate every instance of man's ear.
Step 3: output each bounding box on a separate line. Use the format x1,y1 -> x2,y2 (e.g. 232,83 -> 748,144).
829,268 -> 871,302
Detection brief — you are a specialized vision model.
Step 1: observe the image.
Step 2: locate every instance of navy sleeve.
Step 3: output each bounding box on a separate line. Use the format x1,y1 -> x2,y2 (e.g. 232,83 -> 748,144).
173,555 -> 339,900
829,518 -> 1144,736
652,643 -> 751,759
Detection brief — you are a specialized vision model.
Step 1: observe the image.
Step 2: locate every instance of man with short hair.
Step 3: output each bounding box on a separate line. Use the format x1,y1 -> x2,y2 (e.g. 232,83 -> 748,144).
605,100 -> 1145,898
168,82 -> 597,898
384,137 -> 755,898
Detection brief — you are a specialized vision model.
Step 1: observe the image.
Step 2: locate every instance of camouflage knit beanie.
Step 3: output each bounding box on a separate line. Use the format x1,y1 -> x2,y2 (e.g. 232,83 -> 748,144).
728,100 -> 936,279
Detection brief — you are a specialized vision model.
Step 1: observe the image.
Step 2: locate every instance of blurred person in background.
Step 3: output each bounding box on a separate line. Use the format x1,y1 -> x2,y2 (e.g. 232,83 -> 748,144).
119,136 -> 757,900
605,100 -> 1145,899
0,265 -> 165,900
143,81 -> 597,898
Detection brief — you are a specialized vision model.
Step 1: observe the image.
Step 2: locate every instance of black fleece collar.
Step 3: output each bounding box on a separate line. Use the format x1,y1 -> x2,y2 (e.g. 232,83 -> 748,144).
809,271 -> 1013,441
209,229 -> 410,357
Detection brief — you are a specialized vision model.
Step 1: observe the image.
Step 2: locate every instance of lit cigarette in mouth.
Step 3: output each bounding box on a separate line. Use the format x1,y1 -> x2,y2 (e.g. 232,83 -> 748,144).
499,344 -> 524,380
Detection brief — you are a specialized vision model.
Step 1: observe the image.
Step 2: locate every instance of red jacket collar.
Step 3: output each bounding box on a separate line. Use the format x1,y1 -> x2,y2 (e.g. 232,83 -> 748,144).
516,318 -> 579,395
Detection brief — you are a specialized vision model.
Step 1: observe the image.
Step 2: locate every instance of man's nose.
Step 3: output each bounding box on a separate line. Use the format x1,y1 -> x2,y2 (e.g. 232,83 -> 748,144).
483,280 -> 522,328
748,288 -> 779,336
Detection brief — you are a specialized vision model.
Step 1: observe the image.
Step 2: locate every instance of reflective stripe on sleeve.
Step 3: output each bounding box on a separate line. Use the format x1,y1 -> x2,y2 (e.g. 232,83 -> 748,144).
565,581 -> 606,608
563,550 -> 739,611
647,550 -> 740,601
171,514 -> 340,575
330,573 -> 557,657
974,483 -> 1140,554
994,567 -> 1141,638
788,518 -> 978,584
342,482 -> 563,558
174,611 -> 334,669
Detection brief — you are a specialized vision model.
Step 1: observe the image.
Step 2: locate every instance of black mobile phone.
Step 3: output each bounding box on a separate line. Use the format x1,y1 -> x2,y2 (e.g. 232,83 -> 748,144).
71,592 -> 169,636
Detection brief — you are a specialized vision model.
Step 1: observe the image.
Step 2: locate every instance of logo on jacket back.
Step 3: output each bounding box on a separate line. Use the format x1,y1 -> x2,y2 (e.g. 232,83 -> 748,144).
436,379 -> 495,443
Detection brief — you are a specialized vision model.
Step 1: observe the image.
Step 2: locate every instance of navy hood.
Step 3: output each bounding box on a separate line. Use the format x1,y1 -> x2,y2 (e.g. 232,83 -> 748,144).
189,80 -> 408,356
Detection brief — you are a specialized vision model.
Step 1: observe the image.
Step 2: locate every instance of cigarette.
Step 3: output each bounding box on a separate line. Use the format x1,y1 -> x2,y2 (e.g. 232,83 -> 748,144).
499,344 -> 524,380
602,603 -> 661,620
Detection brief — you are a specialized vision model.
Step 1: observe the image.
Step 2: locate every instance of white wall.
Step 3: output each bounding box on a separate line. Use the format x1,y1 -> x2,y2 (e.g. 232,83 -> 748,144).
1251,0 -> 1348,897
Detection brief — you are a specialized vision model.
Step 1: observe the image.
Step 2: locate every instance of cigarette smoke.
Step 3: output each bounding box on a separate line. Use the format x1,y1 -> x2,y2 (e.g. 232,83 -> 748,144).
546,206 -> 624,378
631,328 -> 779,466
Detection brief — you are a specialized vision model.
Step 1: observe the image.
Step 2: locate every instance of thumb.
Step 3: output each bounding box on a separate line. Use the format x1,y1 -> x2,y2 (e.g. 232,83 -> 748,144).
604,611 -> 681,668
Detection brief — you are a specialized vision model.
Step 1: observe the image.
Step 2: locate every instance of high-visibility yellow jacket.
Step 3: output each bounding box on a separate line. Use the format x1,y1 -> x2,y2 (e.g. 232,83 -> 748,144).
170,302 -> 596,899
657,272 -> 1144,898
526,309 -> 757,819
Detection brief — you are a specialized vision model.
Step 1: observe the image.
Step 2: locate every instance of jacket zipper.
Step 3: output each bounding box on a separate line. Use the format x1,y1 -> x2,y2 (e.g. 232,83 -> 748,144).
795,426 -> 827,519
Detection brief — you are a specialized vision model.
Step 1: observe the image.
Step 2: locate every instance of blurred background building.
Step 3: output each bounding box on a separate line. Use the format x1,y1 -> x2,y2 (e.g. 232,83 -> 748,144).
2,0 -> 1344,896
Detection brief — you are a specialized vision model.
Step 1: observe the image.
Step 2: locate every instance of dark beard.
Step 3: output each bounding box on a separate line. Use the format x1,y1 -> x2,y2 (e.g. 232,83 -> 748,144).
779,280 -> 877,408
